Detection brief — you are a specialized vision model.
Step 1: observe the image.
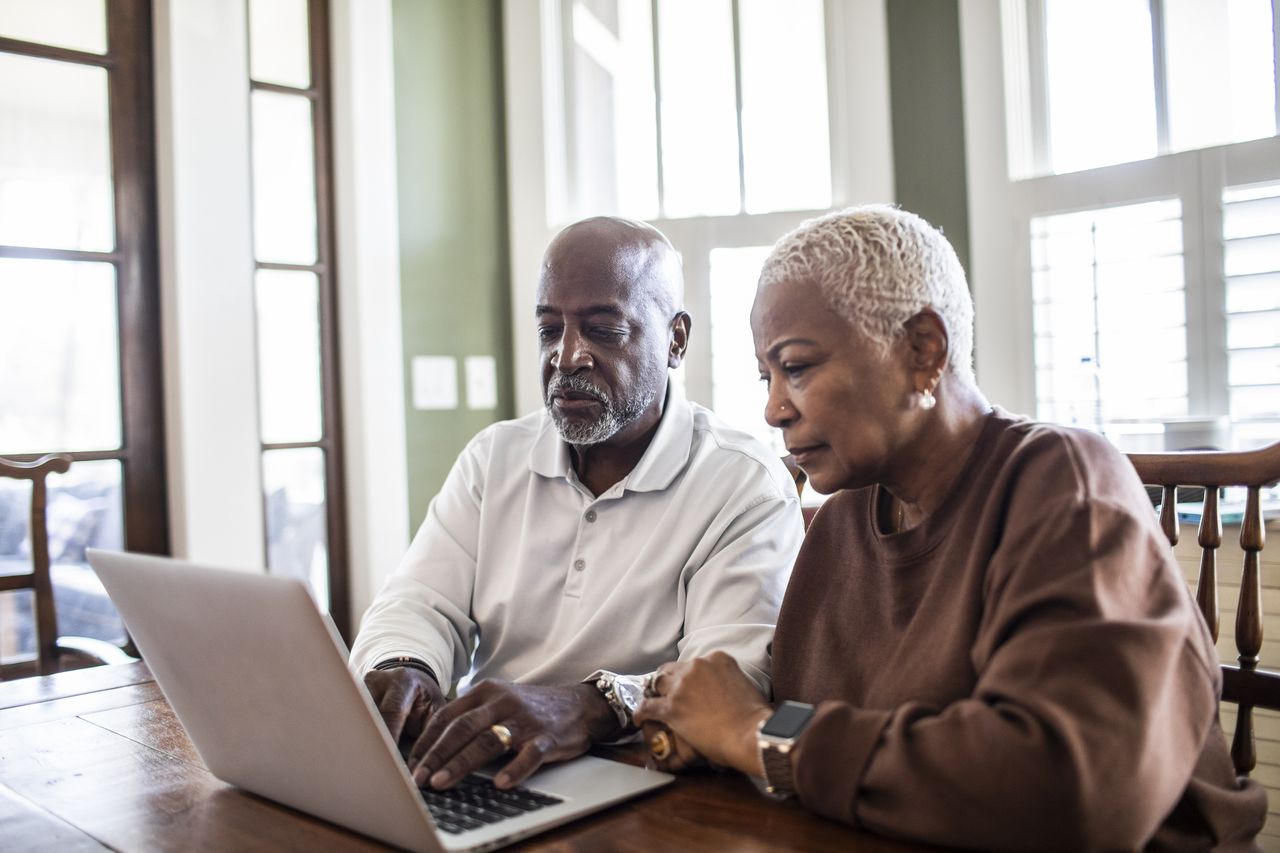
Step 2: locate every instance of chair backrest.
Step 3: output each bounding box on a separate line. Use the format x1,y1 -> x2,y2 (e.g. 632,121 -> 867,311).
0,454 -> 72,677
1126,441 -> 1280,777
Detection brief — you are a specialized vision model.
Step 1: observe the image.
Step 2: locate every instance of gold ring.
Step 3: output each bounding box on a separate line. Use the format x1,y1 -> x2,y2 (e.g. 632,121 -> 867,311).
644,672 -> 660,698
649,729 -> 672,761
489,723 -> 513,752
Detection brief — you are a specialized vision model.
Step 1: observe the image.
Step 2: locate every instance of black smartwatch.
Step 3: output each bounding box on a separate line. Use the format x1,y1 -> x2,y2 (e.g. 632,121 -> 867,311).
756,700 -> 816,798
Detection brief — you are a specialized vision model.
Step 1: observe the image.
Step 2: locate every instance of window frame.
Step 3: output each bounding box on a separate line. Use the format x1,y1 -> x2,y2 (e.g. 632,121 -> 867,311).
245,0 -> 350,639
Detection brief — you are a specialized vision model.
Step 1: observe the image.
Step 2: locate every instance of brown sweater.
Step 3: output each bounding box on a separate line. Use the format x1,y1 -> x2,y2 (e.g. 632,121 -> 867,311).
772,409 -> 1266,851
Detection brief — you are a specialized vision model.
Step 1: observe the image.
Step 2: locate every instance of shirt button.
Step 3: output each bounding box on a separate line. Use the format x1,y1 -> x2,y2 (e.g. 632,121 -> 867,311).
573,559 -> 586,571
584,510 -> 597,522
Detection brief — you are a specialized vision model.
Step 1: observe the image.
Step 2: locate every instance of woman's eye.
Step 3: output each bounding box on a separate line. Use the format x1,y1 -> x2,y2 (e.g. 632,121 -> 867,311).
782,363 -> 808,377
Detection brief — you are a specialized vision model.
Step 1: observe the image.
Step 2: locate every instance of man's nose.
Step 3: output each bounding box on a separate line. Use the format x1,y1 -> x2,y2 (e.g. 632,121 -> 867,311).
553,331 -> 592,374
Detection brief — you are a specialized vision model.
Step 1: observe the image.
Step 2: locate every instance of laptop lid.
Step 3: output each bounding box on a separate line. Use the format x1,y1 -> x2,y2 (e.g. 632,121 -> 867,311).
87,549 -> 443,853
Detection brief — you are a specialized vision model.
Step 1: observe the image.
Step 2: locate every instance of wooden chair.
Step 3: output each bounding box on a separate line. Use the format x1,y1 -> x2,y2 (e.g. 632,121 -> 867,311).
0,454 -> 135,679
1126,441 -> 1280,777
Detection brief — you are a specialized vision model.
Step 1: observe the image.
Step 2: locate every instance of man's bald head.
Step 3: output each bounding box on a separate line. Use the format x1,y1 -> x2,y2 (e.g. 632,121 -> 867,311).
540,216 -> 684,317
535,217 -> 690,449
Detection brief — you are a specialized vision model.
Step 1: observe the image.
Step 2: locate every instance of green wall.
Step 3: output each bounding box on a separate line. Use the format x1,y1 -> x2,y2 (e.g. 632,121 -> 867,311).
886,0 -> 971,275
392,0 -> 514,525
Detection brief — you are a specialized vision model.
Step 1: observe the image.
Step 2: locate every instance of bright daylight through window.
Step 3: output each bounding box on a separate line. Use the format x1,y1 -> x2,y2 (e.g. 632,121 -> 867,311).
1006,0 -> 1280,453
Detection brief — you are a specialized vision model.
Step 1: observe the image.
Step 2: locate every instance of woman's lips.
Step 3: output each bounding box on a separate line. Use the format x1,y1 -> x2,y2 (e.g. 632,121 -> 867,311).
787,444 -> 825,465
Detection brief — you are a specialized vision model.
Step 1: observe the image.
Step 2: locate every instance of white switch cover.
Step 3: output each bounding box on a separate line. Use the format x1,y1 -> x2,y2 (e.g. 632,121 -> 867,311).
412,356 -> 458,410
465,355 -> 498,410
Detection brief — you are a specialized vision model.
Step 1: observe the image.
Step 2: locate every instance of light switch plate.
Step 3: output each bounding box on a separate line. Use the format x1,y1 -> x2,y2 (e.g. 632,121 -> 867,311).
465,355 -> 498,410
412,356 -> 458,410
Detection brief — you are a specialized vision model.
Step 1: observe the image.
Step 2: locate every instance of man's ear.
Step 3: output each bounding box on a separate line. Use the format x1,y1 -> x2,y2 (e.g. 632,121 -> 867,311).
669,311 -> 692,368
903,309 -> 948,380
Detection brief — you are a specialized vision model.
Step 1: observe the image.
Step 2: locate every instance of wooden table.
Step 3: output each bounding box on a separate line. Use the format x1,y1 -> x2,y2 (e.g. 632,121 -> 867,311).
0,664 -> 928,852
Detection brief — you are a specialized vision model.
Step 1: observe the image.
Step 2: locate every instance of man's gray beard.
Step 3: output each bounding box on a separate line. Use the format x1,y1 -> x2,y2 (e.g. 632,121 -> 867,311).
545,373 -> 658,446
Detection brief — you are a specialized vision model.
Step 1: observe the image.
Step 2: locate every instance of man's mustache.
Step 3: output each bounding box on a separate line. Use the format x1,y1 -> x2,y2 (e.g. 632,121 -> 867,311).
545,375 -> 609,404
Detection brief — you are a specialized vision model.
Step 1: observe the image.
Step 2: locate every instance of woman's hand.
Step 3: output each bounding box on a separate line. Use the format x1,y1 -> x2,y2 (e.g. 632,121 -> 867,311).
640,721 -> 704,773
635,652 -> 773,777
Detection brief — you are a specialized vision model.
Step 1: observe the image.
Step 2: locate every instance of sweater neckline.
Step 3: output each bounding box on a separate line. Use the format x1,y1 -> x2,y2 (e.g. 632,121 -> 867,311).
867,408 -> 1009,560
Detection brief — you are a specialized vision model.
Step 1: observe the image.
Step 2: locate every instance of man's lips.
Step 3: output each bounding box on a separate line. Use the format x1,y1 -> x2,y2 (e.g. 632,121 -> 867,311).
551,391 -> 603,410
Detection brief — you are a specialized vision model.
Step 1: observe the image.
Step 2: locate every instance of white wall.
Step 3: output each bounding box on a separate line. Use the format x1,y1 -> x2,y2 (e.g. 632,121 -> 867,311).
330,0 -> 411,627
154,0 -> 265,570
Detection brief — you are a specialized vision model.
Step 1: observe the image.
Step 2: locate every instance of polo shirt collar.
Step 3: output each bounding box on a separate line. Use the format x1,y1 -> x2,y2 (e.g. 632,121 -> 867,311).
528,381 -> 694,493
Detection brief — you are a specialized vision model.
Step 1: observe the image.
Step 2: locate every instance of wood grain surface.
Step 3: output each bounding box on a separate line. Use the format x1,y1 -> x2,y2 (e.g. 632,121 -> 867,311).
0,666 -> 931,852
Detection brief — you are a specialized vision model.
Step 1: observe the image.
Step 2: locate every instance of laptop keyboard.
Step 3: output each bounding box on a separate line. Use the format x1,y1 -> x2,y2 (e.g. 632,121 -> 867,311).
420,774 -> 563,835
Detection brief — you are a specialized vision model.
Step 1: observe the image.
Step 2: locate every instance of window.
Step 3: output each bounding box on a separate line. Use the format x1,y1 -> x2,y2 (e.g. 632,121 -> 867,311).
1031,199 -> 1187,427
1224,181 -> 1280,429
560,0 -> 831,222
245,0 -> 349,632
996,0 -> 1280,451
1009,0 -> 1278,178
0,0 -> 167,664
535,0 -> 864,454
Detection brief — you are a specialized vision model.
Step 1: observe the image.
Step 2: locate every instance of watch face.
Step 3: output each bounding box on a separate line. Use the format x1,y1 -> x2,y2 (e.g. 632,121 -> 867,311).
761,701 -> 815,739
616,679 -> 645,711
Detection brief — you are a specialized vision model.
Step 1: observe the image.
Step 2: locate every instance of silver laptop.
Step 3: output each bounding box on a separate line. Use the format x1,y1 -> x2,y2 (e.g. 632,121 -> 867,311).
87,549 -> 672,852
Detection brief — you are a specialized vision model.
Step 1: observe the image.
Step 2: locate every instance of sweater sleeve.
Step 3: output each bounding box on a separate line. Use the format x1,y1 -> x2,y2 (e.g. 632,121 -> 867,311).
790,494 -> 1221,852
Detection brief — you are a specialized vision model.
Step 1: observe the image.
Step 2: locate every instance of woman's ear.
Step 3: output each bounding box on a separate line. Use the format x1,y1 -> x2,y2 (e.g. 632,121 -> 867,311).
904,309 -> 949,381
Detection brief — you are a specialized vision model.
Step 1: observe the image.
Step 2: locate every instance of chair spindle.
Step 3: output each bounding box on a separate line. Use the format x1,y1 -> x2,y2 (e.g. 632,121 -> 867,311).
1230,487 -> 1266,775
1197,487 -> 1221,644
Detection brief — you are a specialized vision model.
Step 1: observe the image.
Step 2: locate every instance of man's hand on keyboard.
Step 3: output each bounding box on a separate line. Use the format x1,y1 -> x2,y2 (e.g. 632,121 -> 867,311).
364,667 -> 447,747
408,679 -> 617,791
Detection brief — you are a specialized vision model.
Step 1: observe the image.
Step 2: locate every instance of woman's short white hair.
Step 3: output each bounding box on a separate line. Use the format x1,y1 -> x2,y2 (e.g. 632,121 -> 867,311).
758,204 -> 975,383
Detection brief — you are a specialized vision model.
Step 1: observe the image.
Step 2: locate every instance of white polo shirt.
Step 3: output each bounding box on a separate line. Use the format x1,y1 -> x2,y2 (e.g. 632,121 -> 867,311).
349,384 -> 802,692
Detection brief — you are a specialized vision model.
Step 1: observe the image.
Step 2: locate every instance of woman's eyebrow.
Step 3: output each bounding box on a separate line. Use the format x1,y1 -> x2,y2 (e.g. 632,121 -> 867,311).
767,337 -> 819,358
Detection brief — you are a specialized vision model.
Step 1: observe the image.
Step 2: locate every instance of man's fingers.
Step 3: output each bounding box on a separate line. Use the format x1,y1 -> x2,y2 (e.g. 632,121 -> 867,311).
410,689 -> 486,767
415,704 -> 506,782
493,734 -> 553,789
423,725 -> 509,789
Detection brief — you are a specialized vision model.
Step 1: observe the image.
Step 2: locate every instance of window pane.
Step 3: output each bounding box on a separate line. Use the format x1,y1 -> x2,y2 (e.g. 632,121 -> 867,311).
1165,0 -> 1276,152
709,245 -> 781,453
1043,0 -> 1157,174
1031,200 -> 1187,427
0,0 -> 107,54
568,0 -> 659,220
255,269 -> 323,444
263,447 -> 329,608
248,0 -> 311,88
0,53 -> 113,251
656,0 -> 740,217
0,259 -> 121,454
738,0 -> 830,214
0,459 -> 126,659
250,90 -> 317,264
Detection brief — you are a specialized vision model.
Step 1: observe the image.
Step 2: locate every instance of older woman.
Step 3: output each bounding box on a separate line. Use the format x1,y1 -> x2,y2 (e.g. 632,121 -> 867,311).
635,206 -> 1265,851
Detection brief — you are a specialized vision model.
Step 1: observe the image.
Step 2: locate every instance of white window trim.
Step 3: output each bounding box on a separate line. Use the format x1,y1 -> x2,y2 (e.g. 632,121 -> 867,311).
502,0 -> 894,416
961,0 -> 1280,432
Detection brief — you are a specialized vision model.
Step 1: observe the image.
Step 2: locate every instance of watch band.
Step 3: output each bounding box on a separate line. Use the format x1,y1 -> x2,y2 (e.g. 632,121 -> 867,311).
584,670 -> 645,729
757,701 -> 816,798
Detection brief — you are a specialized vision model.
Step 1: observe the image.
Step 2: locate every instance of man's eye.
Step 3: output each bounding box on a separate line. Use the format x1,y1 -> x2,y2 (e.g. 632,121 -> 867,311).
537,327 -> 560,341
590,327 -> 625,342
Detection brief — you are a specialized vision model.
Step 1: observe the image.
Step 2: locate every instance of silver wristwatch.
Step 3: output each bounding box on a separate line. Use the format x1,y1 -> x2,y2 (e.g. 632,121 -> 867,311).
757,701 -> 816,798
585,670 -> 647,730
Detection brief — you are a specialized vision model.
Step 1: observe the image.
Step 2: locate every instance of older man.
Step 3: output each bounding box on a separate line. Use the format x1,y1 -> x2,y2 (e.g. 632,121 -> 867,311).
351,217 -> 802,791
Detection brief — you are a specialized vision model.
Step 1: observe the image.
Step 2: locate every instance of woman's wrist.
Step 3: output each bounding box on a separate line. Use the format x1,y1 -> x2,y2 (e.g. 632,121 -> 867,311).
730,706 -> 774,776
